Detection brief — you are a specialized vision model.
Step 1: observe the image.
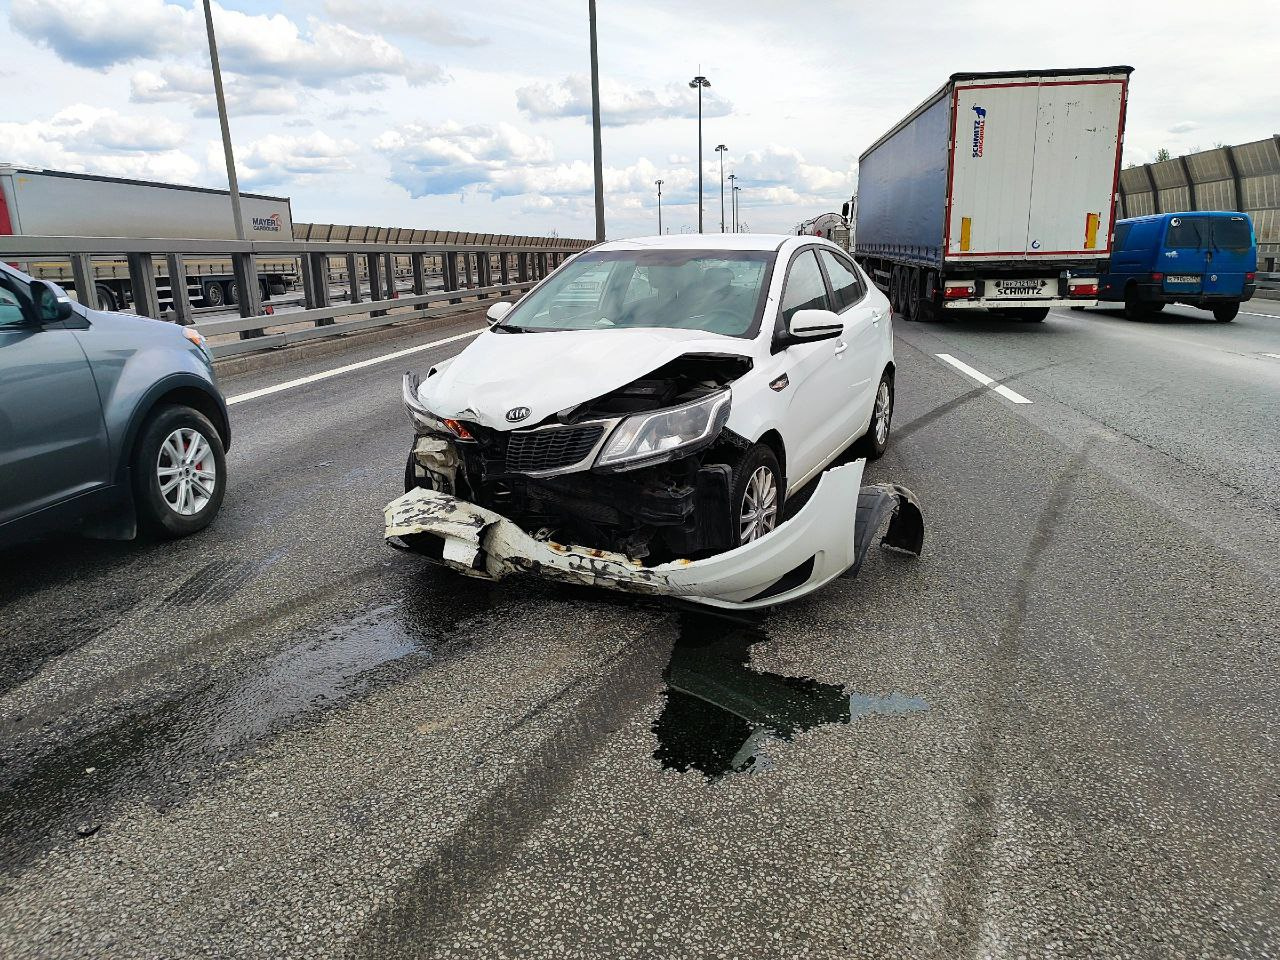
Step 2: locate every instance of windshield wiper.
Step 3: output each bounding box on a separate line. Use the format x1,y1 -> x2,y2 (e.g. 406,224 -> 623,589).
493,323 -> 528,333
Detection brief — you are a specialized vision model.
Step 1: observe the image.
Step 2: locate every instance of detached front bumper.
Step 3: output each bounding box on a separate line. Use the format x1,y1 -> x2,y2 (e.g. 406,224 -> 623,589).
385,461 -> 924,610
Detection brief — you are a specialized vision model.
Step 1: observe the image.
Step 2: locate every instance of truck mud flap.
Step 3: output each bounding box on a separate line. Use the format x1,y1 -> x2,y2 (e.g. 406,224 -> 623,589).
384,461 -> 924,611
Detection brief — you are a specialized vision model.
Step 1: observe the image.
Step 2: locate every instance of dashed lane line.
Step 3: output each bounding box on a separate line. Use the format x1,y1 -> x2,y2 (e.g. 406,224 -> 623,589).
225,328 -> 485,405
935,353 -> 1033,404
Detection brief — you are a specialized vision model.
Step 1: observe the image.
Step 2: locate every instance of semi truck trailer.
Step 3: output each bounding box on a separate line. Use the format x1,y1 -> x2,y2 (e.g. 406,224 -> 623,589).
853,66 -> 1132,322
0,166 -> 297,312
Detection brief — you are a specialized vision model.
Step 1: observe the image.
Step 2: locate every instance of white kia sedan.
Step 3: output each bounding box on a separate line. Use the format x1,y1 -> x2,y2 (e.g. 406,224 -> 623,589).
390,234 -> 915,610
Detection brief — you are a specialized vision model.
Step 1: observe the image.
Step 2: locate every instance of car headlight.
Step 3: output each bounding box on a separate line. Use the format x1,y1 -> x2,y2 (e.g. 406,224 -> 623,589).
596,390 -> 731,472
402,373 -> 473,440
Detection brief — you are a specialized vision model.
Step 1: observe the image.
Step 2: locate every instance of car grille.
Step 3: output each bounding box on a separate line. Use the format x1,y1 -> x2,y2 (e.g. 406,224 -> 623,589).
504,424 -> 605,473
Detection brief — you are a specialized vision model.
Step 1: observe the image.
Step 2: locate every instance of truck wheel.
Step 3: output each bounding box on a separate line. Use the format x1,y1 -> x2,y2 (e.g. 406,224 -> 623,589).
1123,286 -> 1150,321
225,281 -> 239,306
888,268 -> 901,315
202,281 -> 225,307
905,268 -> 921,321
95,284 -> 118,311
1212,303 -> 1239,323
131,405 -> 227,538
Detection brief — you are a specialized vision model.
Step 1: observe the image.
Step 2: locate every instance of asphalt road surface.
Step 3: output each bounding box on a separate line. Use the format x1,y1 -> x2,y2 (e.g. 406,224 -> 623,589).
1,299 -> 1277,959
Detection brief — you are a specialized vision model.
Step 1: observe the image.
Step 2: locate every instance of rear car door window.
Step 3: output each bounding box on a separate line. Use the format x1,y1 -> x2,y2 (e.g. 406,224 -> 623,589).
780,250 -> 832,324
818,250 -> 865,311
1212,217 -> 1253,252
1166,216 -> 1208,249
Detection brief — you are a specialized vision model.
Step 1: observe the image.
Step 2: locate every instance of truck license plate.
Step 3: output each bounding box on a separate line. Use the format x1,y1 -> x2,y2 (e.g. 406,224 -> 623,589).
1167,275 -> 1199,283
996,279 -> 1047,296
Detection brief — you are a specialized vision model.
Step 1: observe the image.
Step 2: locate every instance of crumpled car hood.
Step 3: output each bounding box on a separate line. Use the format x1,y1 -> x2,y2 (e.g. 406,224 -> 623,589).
417,326 -> 755,431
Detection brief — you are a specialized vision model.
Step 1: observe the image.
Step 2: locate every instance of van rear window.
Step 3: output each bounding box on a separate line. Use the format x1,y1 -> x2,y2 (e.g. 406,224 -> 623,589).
1212,217 -> 1253,252
1166,217 -> 1207,248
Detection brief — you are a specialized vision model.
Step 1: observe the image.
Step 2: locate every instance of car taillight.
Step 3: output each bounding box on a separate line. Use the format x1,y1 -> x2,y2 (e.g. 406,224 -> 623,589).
1069,281 -> 1098,297
944,285 -> 974,299
1246,272 -> 1256,282
1150,272 -> 1164,282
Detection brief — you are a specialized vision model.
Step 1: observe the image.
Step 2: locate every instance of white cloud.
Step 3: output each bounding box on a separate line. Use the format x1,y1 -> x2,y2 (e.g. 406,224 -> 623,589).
0,105 -> 200,182
325,0 -> 486,47
375,121 -> 555,196
516,76 -> 733,126
220,132 -> 361,188
130,65 -> 301,117
1167,120 -> 1200,134
10,0 -> 189,68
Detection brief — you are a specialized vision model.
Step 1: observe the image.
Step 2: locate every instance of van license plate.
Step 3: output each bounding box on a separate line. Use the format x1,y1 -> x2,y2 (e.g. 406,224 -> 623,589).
1167,275 -> 1199,283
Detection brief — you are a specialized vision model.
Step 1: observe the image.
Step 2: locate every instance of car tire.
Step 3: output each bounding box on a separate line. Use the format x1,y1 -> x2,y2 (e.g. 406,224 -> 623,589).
1213,303 -> 1239,322
728,444 -> 785,547
854,370 -> 894,461
399,451 -> 446,558
132,405 -> 226,538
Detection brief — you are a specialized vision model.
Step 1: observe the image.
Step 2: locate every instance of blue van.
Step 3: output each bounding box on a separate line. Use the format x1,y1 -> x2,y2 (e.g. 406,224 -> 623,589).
1099,211 -> 1257,322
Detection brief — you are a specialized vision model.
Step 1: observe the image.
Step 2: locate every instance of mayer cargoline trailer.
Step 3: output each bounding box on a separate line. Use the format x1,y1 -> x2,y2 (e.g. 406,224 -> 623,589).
854,66 -> 1132,322
0,166 -> 296,311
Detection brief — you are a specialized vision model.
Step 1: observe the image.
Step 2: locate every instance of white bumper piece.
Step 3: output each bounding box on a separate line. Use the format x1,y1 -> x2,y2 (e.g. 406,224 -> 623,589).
384,461 -> 924,611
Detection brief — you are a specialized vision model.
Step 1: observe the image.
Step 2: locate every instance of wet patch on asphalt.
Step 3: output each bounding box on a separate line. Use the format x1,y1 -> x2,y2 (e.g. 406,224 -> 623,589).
653,613 -> 928,779
0,585 -> 491,873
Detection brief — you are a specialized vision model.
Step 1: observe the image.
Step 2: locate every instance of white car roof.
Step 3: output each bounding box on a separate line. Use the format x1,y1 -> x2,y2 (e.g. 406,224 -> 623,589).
591,233 -> 802,253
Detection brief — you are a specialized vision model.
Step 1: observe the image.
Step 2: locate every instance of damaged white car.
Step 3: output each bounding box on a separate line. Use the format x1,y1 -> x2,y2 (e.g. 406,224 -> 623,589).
386,234 -> 923,609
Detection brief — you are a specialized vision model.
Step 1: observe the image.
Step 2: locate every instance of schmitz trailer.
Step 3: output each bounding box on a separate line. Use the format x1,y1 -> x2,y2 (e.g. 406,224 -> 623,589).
0,166 -> 296,311
854,66 -> 1132,322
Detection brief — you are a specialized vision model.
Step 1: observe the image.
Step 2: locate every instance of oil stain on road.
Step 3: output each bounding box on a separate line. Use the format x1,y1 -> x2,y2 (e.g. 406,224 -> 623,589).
653,613 -> 928,779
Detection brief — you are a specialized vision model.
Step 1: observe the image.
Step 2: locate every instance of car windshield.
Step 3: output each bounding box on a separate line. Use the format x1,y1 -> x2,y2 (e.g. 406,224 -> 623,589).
497,250 -> 775,337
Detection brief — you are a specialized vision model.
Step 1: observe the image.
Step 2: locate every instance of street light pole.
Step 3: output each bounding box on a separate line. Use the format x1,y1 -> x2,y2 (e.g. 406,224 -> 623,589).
715,145 -> 727,233
588,0 -> 606,242
733,184 -> 742,232
727,173 -> 737,232
655,179 -> 664,235
688,74 -> 710,233
202,0 -> 245,241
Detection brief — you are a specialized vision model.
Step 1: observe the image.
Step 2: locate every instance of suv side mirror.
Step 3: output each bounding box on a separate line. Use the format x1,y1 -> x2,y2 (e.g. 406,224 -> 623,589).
30,280 -> 75,323
486,301 -> 513,325
787,308 -> 843,341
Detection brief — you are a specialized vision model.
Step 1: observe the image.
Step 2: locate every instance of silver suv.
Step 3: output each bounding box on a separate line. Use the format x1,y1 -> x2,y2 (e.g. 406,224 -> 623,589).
0,261 -> 229,548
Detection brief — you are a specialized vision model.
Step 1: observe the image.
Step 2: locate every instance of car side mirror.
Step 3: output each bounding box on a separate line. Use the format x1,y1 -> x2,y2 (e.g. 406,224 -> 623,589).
486,301 -> 513,325
787,308 -> 843,341
30,280 -> 75,323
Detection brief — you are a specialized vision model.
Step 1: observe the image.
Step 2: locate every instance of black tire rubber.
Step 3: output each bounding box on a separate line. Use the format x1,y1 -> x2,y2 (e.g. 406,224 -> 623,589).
1069,305 -> 1087,312
225,281 -> 239,306
1020,307 -> 1049,322
1149,302 -> 1166,313
905,268 -> 921,322
889,267 -> 901,316
727,444 -> 785,548
94,284 -> 118,311
131,405 -> 226,538
203,281 -> 225,307
1123,285 -> 1150,321
399,451 -> 447,558
1213,302 -> 1239,322
854,370 -> 894,461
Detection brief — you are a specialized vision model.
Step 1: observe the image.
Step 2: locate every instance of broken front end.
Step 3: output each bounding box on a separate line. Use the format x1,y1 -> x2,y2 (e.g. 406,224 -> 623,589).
400,353 -> 754,562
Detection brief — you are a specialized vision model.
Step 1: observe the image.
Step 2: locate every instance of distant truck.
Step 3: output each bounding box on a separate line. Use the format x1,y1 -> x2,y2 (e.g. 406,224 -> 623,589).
0,166 -> 297,312
854,66 -> 1133,322
1099,211 -> 1257,322
797,212 -> 850,250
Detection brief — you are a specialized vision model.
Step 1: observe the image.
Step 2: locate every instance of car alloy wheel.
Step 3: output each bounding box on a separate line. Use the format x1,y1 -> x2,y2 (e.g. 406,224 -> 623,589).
740,465 -> 779,543
157,427 -> 217,516
873,380 -> 892,446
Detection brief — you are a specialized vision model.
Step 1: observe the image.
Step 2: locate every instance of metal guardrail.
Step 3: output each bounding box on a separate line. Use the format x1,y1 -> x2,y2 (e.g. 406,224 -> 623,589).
0,234 -> 584,357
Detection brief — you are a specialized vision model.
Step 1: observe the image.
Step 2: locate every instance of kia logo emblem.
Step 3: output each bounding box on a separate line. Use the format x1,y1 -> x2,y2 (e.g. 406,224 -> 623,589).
505,406 -> 531,422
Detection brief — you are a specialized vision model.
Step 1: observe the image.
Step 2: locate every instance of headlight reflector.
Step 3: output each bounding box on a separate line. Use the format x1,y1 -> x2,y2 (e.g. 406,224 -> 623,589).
596,390 -> 731,471
402,373 -> 472,439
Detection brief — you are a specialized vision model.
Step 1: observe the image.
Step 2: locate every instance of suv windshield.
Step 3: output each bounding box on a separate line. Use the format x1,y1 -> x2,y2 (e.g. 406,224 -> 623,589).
498,250 -> 775,337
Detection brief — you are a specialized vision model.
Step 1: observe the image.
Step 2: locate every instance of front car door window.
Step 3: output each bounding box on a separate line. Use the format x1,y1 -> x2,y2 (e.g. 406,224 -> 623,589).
817,250 -> 866,312
779,250 -> 832,327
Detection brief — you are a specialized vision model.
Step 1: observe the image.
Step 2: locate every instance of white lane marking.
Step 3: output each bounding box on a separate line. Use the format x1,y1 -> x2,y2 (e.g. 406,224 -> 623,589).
935,353 -> 1033,404
226,328 -> 484,405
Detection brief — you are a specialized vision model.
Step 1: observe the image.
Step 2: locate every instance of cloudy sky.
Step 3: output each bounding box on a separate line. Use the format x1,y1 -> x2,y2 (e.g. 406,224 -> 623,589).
1,0 -> 1273,240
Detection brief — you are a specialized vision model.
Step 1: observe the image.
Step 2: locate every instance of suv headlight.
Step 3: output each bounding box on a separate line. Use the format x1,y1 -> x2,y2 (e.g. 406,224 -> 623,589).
596,390 -> 731,472
402,373 -> 473,439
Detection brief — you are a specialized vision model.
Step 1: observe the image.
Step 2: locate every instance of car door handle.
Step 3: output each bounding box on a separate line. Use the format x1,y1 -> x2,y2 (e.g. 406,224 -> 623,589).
834,340 -> 848,356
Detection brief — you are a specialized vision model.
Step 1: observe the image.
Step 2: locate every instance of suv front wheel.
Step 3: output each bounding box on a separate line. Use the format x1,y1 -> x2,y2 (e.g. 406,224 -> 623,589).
132,405 -> 227,537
